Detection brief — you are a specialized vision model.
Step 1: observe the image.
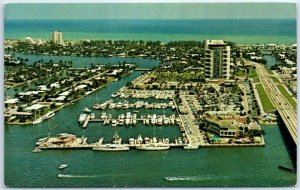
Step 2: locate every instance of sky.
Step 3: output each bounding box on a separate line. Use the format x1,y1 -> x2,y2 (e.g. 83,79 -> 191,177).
4,3 -> 296,20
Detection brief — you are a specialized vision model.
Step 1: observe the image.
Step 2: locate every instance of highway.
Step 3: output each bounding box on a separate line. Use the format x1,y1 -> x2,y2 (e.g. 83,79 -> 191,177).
249,61 -> 297,145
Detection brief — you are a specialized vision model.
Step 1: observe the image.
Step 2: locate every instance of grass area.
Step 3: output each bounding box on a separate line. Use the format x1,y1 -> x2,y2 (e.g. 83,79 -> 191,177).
271,76 -> 280,83
235,69 -> 246,76
253,77 -> 260,83
248,68 -> 258,78
267,69 -> 273,75
276,84 -> 297,109
256,84 -> 275,112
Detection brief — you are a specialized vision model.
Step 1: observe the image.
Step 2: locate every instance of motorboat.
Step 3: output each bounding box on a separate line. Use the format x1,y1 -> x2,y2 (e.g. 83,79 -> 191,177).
93,103 -> 100,109
32,118 -> 43,125
183,144 -> 199,150
135,143 -> 170,151
111,93 -> 118,98
32,148 -> 42,153
92,144 -> 129,151
90,113 -> 95,119
78,114 -> 87,123
42,111 -> 55,120
59,164 -> 68,170
83,107 -> 91,113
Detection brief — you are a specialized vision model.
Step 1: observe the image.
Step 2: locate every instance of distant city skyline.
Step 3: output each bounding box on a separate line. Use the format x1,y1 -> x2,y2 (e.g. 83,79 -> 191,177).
5,3 -> 296,20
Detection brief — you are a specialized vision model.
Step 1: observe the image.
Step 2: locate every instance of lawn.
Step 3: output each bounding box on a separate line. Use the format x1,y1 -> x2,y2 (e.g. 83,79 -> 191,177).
256,84 -> 275,112
267,69 -> 274,75
276,84 -> 297,109
253,77 -> 260,83
271,76 -> 280,83
248,68 -> 258,78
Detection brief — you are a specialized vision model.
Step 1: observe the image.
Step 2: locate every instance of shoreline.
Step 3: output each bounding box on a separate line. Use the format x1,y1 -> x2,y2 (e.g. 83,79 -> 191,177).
5,71 -> 135,126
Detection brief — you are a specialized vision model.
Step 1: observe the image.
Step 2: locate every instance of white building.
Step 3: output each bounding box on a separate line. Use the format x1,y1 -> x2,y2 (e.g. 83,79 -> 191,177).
51,31 -> 63,45
204,39 -> 231,79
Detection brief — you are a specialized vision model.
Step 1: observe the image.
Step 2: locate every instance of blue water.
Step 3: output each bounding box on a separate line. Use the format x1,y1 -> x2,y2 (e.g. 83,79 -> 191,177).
5,19 -> 297,44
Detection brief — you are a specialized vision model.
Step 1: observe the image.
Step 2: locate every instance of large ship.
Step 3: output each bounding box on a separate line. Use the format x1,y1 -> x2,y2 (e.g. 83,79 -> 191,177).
36,133 -> 88,149
92,132 -> 129,151
135,143 -> 170,151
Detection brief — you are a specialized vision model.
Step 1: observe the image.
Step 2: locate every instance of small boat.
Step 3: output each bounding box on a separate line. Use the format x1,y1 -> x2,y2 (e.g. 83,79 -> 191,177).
113,78 -> 118,82
183,144 -> 199,150
93,104 -> 100,109
111,93 -> 118,98
32,118 -> 43,125
42,111 -> 55,120
58,174 -> 65,178
83,107 -> 91,113
59,164 -> 68,170
32,148 -> 42,153
90,113 -> 95,119
92,144 -> 129,151
278,165 -> 296,173
78,114 -> 87,123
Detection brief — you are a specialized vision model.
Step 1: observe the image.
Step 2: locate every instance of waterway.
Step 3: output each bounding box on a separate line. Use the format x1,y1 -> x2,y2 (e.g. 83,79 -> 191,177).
4,57 -> 296,187
264,55 -> 281,69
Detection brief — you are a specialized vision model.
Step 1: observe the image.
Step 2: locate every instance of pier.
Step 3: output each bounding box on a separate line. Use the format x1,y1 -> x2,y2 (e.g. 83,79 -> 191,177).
36,135 -> 264,151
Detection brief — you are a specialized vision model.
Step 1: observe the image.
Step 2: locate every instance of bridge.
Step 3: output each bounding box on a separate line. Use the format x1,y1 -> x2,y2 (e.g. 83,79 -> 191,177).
249,61 -> 297,145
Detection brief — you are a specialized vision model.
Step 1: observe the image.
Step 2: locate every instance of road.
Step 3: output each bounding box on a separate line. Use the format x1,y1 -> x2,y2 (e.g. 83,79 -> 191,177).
249,60 -> 297,145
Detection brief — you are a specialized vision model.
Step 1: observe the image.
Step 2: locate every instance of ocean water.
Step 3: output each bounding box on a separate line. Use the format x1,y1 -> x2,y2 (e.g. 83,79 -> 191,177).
4,19 -> 297,44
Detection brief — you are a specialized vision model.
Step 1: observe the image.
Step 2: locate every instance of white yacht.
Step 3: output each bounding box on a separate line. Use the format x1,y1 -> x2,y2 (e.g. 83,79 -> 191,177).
32,118 -> 43,125
83,107 -> 91,113
78,114 -> 87,123
90,113 -> 95,119
92,144 -> 129,151
183,144 -> 199,150
59,164 -> 68,170
93,103 -> 100,109
32,148 -> 42,153
135,142 -> 170,151
100,113 -> 107,120
42,111 -> 55,120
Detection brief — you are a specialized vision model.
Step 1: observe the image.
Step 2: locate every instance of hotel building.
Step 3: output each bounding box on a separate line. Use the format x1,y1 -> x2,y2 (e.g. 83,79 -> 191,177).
51,31 -> 63,45
204,39 -> 231,79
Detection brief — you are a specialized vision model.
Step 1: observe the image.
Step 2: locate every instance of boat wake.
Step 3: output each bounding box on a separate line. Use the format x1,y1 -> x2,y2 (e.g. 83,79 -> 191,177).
164,175 -> 217,182
58,174 -> 97,178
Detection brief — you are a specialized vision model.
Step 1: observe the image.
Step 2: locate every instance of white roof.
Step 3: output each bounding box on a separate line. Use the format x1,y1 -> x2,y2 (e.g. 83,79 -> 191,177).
5,98 -> 19,104
55,96 -> 66,101
75,84 -> 87,89
208,40 -> 226,45
24,104 -> 45,111
59,91 -> 70,96
19,91 -> 43,96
